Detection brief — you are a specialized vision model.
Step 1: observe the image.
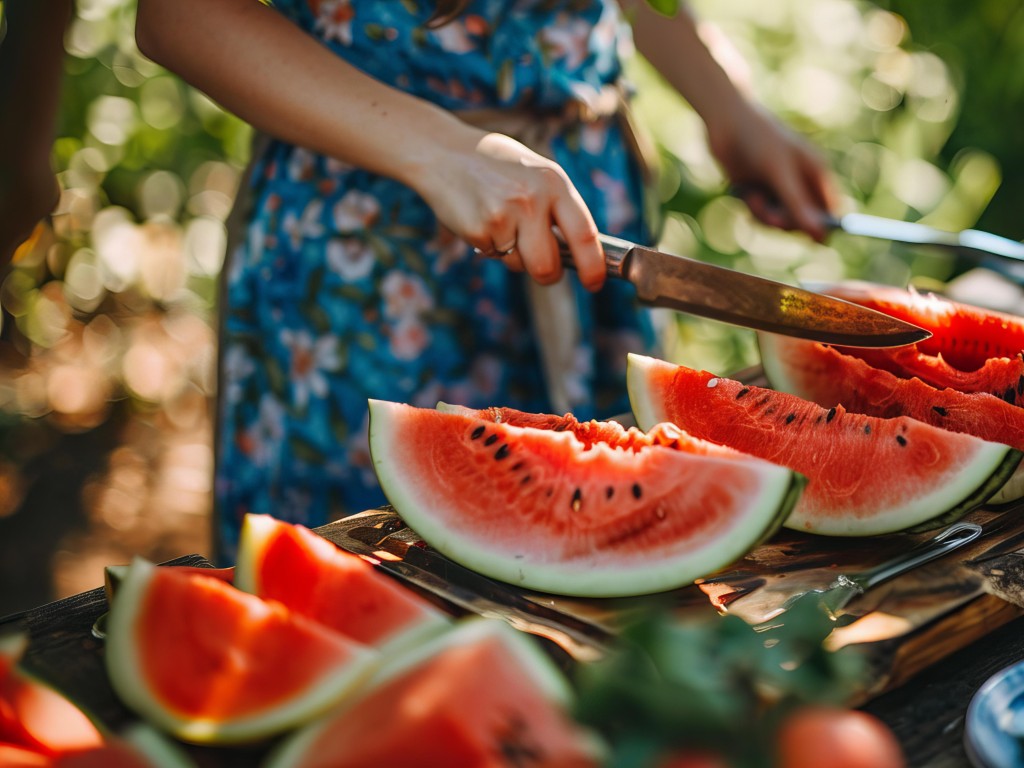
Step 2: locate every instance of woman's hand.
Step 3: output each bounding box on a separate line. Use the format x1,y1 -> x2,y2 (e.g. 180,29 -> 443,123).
706,102 -> 836,241
410,131 -> 606,291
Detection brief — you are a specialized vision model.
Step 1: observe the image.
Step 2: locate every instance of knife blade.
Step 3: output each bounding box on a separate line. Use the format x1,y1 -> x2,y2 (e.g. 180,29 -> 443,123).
559,233 -> 930,347
829,213 -> 1024,263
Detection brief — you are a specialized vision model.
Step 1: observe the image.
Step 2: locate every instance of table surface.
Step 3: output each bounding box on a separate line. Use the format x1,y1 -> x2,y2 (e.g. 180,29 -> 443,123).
3,554 -> 1023,768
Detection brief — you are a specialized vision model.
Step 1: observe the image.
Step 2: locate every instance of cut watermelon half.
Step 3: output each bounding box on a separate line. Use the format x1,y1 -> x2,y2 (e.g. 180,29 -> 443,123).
234,514 -> 449,653
802,281 -> 1024,397
759,332 -> 1024,505
105,559 -> 378,745
627,354 -> 1022,535
265,618 -> 604,768
368,399 -> 801,597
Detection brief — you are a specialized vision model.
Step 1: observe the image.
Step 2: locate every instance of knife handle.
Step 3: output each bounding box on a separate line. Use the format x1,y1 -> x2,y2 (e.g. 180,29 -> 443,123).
557,231 -> 633,279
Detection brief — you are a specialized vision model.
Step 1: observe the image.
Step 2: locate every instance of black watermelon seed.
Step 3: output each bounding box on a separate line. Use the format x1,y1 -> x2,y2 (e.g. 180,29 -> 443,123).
632,483 -> 642,500
932,405 -> 948,417
736,388 -> 750,399
1005,387 -> 1017,404
495,444 -> 510,460
511,461 -> 524,471
571,488 -> 582,512
825,407 -> 837,423
521,475 -> 532,485
756,395 -> 772,406
785,413 -> 796,425
471,426 -> 485,440
606,487 -> 614,499
484,434 -> 499,446
1018,375 -> 1024,395
864,424 -> 871,434
896,435 -> 907,446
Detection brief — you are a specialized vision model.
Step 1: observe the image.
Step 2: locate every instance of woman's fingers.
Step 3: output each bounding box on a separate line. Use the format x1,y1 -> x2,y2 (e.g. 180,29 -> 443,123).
514,203 -> 562,286
552,187 -> 605,291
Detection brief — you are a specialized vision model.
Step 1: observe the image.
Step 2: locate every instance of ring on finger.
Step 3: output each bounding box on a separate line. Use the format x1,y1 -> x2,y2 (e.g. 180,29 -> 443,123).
495,240 -> 517,256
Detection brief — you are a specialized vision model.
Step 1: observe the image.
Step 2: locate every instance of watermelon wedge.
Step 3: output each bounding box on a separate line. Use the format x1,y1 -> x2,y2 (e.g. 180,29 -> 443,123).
0,634 -> 105,757
627,354 -> 1022,535
368,399 -> 801,597
759,332 -> 1024,505
234,514 -> 449,653
105,559 -> 378,745
265,618 -> 604,768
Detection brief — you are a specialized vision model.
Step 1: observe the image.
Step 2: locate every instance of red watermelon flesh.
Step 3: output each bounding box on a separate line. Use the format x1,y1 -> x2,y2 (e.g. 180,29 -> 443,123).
450,404 -> 752,458
105,559 -> 378,745
0,743 -> 51,767
369,399 -> 801,597
265,618 -> 602,768
627,354 -> 1021,535
811,281 -> 1024,398
234,514 -> 449,652
759,333 -> 1024,504
0,634 -> 105,756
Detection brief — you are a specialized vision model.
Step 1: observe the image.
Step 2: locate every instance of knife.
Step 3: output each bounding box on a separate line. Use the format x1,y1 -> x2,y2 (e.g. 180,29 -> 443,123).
829,213 -> 1024,264
558,233 -> 930,348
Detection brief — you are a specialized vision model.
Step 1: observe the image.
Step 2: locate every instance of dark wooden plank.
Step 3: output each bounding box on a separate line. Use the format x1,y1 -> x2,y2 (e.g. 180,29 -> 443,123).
863,615 -> 1024,767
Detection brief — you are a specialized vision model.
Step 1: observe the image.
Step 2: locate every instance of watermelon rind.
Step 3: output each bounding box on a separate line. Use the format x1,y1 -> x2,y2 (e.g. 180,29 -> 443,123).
119,723 -> 199,768
627,353 -> 1023,536
263,618 -> 600,768
105,558 -> 379,745
368,399 -> 802,597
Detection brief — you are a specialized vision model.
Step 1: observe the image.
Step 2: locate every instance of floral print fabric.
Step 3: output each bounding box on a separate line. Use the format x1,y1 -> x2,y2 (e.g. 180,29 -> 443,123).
215,0 -> 653,563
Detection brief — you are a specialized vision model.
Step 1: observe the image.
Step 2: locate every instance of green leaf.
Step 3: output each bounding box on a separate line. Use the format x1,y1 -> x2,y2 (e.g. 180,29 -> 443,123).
644,0 -> 680,17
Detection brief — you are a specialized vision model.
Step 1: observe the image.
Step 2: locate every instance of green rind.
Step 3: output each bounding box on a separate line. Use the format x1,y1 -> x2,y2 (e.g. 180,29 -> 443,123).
105,558 -> 379,745
264,618 -> 598,768
368,398 -> 799,597
628,353 -> 1021,536
904,448 -> 1024,532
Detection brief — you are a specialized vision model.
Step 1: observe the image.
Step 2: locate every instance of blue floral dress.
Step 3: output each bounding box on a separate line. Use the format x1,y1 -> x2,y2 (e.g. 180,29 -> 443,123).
215,0 -> 654,563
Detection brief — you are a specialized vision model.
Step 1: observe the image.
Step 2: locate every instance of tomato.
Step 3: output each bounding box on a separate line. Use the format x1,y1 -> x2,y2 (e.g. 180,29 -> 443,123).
775,707 -> 905,768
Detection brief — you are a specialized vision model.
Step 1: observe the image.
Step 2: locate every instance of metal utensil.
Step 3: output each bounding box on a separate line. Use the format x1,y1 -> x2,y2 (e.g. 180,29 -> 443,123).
829,213 -> 1024,263
734,521 -> 983,632
557,233 -> 930,348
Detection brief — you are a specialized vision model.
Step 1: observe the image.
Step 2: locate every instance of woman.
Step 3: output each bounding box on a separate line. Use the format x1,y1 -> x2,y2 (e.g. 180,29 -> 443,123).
135,0 -> 835,563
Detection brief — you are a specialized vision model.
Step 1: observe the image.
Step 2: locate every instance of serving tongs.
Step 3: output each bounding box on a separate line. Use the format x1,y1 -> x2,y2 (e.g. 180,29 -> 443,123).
721,521 -> 984,632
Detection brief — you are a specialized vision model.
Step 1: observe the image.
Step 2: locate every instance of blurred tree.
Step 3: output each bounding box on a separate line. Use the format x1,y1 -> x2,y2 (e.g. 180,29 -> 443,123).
883,0 -> 1024,238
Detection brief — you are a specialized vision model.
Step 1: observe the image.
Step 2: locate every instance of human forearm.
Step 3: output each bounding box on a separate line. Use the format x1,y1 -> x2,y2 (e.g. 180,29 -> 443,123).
135,0 -> 479,193
0,0 -> 72,262
621,1 -> 744,134
621,1 -> 835,238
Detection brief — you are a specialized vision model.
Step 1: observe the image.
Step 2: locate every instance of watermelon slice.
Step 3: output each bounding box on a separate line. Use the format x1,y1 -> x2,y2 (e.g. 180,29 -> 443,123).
0,634 -> 105,756
234,514 -> 449,652
759,332 -> 1024,504
265,618 -> 604,768
800,281 -> 1024,397
627,354 -> 1022,535
368,399 -> 801,597
104,559 -> 378,745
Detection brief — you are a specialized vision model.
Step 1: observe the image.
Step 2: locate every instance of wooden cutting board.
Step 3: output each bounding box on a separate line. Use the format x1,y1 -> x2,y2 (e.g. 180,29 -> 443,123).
316,499 -> 1024,704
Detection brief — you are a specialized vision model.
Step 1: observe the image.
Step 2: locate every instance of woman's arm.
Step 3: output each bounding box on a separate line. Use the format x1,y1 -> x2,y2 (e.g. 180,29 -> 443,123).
622,1 -> 836,241
0,0 -> 73,265
135,0 -> 605,289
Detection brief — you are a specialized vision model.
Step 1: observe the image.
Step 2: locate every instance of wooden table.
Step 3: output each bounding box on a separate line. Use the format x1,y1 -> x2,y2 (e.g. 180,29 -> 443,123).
4,512 -> 1024,768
